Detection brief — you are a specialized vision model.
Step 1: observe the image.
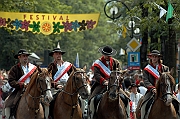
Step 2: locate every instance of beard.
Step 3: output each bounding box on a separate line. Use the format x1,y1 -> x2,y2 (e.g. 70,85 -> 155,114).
23,59 -> 28,64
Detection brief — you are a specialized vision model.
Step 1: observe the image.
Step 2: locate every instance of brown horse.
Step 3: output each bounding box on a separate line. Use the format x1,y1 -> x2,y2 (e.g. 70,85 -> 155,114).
94,71 -> 127,119
136,72 -> 177,119
16,68 -> 53,119
53,65 -> 90,119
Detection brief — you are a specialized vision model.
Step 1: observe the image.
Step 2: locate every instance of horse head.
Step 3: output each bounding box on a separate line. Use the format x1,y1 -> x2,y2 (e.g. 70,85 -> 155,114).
156,72 -> 175,106
108,70 -> 122,100
36,67 -> 53,103
71,65 -> 90,99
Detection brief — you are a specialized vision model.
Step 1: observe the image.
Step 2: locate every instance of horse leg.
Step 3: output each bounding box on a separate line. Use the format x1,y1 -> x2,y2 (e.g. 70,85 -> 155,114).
44,104 -> 49,119
3,107 -> 10,119
88,97 -> 95,119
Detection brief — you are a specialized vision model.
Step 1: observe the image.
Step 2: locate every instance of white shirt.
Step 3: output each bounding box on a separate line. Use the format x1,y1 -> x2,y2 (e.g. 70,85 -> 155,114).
21,65 -> 30,84
130,92 -> 143,109
131,101 -> 136,112
138,86 -> 147,95
57,64 -> 69,84
176,93 -> 180,101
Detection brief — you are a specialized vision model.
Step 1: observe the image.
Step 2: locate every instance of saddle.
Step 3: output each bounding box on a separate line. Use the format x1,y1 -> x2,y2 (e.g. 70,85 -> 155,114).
138,94 -> 154,119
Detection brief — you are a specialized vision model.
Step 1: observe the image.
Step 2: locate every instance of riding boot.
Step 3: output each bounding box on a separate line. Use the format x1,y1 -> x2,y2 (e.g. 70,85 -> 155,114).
119,93 -> 130,119
88,97 -> 95,119
3,107 -> 10,119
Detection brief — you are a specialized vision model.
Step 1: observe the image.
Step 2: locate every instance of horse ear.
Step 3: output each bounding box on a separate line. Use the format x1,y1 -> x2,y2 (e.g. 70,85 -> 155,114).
170,67 -> 174,76
82,64 -> 87,71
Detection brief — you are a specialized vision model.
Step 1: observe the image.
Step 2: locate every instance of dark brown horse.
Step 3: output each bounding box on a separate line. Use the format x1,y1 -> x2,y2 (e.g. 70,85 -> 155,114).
16,68 -> 53,119
136,72 -> 177,119
94,71 -> 127,119
53,65 -> 90,119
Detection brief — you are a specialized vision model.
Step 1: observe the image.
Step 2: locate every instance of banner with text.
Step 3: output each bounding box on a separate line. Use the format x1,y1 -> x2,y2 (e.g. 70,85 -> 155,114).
0,12 -> 100,35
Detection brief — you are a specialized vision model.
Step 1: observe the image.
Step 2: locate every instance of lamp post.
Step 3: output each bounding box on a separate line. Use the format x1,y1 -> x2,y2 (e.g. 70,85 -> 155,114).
104,0 -> 130,21
127,16 -> 141,39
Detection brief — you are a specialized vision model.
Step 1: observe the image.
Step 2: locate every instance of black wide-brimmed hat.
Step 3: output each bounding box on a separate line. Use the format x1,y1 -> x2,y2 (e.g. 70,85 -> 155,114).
147,50 -> 162,57
14,49 -> 31,59
98,46 -> 117,56
49,48 -> 66,56
129,83 -> 139,89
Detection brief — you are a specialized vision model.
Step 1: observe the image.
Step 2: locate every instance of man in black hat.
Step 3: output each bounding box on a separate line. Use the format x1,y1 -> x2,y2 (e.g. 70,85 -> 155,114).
47,47 -> 73,89
143,50 -> 168,96
139,50 -> 180,118
88,45 -> 130,118
3,49 -> 37,119
47,47 -> 74,119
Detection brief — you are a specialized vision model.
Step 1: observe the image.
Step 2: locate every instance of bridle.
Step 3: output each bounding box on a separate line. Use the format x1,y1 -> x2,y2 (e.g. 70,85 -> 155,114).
61,70 -> 88,119
108,71 -> 121,88
108,71 -> 122,96
62,70 -> 88,96
25,71 -> 52,118
159,73 -> 173,102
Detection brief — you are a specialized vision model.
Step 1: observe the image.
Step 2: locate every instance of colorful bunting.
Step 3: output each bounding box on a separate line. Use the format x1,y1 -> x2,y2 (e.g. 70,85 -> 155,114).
0,12 -> 100,35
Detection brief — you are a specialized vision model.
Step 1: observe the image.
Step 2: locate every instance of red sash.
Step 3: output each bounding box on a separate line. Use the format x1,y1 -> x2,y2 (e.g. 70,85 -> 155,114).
18,63 -> 37,82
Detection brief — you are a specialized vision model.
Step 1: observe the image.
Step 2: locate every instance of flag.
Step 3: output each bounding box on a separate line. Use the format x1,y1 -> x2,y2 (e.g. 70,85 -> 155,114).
119,48 -> 125,55
122,24 -> 127,38
154,2 -> 167,18
74,53 -> 79,68
166,1 -> 174,22
140,38 -> 142,45
57,42 -> 60,48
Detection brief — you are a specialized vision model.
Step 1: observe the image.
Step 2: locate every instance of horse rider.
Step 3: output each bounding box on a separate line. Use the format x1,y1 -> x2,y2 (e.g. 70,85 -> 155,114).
47,47 -> 74,119
140,50 -> 180,118
88,45 -> 130,119
3,49 -> 37,119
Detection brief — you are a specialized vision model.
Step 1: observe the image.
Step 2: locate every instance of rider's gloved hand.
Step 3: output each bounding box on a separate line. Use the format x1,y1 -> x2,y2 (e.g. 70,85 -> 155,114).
57,84 -> 63,89
151,88 -> 156,94
102,80 -> 109,86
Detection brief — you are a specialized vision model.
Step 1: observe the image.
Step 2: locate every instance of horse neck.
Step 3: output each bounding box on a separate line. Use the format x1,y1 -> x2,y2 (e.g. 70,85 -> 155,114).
63,76 -> 78,105
24,80 -> 41,106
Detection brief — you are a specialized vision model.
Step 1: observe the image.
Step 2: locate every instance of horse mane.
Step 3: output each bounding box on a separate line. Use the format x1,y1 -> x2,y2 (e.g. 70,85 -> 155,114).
24,69 -> 39,95
155,72 -> 175,99
64,65 -> 76,91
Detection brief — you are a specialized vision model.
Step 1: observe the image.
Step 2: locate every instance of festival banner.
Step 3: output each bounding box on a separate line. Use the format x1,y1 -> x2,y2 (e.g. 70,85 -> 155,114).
0,12 -> 100,35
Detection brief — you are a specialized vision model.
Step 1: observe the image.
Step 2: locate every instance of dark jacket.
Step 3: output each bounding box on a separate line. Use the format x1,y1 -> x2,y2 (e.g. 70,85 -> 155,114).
89,57 -> 121,99
5,63 -> 36,107
143,64 -> 169,91
47,61 -> 73,88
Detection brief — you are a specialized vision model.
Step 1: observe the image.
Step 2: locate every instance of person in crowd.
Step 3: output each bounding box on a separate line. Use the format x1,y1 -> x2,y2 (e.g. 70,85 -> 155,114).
130,101 -> 136,119
47,47 -> 74,119
129,83 -> 143,110
3,49 -> 37,119
88,45 -> 130,118
138,81 -> 147,96
176,83 -> 180,101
